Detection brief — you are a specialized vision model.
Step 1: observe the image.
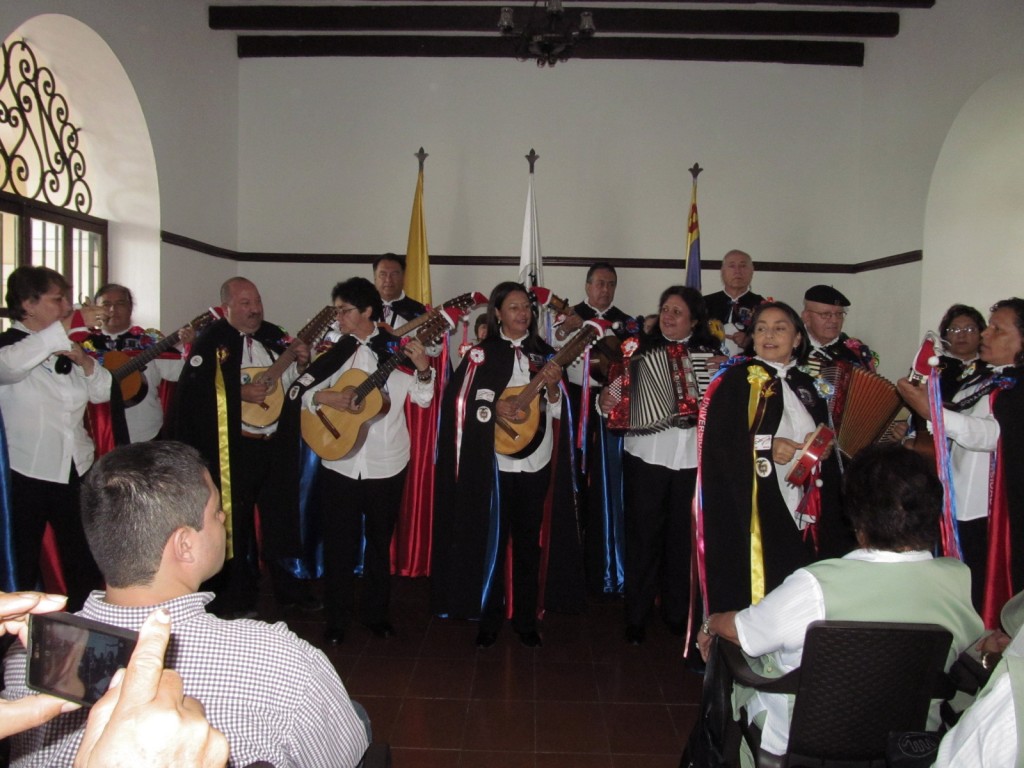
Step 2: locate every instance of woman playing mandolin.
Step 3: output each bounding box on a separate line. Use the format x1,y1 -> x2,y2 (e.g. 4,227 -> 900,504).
431,282 -> 585,649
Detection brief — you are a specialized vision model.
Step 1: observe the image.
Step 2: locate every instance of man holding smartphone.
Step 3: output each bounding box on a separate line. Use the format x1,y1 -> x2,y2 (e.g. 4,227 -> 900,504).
2,441 -> 368,768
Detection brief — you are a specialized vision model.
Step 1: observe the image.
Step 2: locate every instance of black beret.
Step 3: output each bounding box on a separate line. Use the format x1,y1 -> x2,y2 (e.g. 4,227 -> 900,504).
804,284 -> 850,307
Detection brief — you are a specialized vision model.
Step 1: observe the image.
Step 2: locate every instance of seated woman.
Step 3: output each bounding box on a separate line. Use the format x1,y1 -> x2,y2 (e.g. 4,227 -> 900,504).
898,298 -> 1024,623
697,444 -> 984,762
699,301 -> 843,615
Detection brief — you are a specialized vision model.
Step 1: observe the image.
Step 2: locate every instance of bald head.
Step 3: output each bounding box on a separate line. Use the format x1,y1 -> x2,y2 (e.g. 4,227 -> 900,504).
720,250 -> 753,297
220,277 -> 264,334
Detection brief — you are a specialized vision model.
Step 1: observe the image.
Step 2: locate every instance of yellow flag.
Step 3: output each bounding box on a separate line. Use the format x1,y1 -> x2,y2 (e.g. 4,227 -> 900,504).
405,166 -> 431,305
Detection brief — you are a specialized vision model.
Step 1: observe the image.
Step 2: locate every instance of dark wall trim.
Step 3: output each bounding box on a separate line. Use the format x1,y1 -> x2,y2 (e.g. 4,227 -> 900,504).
161,230 -> 921,274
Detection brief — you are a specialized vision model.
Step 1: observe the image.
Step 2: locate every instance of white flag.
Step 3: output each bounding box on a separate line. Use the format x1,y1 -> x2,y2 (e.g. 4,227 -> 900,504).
518,172 -> 542,289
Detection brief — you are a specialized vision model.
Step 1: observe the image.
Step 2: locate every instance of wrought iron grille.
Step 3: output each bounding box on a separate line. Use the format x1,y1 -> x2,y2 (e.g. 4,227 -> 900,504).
0,38 -> 92,214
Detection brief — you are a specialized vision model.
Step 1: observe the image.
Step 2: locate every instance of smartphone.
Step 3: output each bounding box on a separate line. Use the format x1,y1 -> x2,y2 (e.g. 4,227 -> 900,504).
26,613 -> 138,707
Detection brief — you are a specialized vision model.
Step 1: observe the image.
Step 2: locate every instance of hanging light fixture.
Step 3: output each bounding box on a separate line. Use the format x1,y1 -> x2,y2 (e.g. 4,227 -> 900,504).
498,0 -> 596,67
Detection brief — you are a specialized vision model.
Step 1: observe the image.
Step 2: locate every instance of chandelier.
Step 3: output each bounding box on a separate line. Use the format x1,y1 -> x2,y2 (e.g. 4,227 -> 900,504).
498,0 -> 596,67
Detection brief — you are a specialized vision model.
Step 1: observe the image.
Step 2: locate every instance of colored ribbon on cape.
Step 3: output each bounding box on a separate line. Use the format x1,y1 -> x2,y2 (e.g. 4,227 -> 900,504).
928,366 -> 962,560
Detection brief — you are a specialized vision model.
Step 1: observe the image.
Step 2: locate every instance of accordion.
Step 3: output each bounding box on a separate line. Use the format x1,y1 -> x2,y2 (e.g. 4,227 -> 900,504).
818,361 -> 903,459
606,344 -> 712,435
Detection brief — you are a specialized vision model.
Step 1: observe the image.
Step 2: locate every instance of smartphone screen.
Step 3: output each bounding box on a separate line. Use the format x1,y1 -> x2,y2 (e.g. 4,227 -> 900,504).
26,613 -> 139,707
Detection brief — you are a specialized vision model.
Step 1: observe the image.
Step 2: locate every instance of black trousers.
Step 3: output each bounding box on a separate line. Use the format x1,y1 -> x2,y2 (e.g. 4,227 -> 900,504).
622,453 -> 695,628
480,466 -> 550,634
958,517 -> 988,613
206,435 -> 307,613
318,467 -> 406,629
11,468 -> 101,611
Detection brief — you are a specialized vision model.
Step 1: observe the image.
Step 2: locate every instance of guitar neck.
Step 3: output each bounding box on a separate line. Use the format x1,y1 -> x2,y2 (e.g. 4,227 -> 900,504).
510,326 -> 598,410
352,310 -> 452,401
111,330 -> 182,382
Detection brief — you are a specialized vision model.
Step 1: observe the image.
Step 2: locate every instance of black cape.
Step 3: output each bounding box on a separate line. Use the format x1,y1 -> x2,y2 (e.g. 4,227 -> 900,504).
430,335 -> 584,620
168,318 -> 301,559
700,358 -> 844,613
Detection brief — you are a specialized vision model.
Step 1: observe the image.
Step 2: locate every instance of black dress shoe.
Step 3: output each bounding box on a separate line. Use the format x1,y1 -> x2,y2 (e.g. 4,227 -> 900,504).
280,595 -> 323,612
624,625 -> 646,646
366,621 -> 395,639
517,631 -> 543,648
324,626 -> 346,646
475,630 -> 498,648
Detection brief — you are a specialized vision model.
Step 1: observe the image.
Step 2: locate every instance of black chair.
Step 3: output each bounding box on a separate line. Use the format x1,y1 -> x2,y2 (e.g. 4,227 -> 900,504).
716,620 -> 957,768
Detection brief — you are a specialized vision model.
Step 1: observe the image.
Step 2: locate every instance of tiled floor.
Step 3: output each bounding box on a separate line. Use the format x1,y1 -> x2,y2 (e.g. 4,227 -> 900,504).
269,578 -> 702,767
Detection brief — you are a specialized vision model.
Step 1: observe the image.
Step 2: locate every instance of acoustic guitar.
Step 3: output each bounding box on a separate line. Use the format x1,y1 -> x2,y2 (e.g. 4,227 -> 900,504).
240,305 -> 336,429
103,310 -> 217,406
302,293 -> 480,460
494,318 -> 611,458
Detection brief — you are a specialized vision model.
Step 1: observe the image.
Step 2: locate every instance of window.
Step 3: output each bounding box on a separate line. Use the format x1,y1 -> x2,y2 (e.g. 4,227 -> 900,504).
0,192 -> 107,326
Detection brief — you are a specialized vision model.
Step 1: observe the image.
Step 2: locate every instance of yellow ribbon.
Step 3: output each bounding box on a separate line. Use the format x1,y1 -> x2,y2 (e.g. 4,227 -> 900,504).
746,365 -> 769,604
215,346 -> 233,559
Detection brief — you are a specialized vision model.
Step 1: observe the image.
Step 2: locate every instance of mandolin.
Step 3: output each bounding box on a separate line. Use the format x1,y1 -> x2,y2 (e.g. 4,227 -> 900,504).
240,305 -> 336,429
103,310 -> 216,406
302,293 -> 482,460
494,318 -> 611,458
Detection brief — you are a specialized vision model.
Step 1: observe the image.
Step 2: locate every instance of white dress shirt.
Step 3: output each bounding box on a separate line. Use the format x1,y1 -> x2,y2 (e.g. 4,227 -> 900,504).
753,358 -> 817,526
0,321 -> 112,482
100,330 -> 186,442
930,364 -> 1007,522
496,331 -> 562,474
624,335 -> 698,471
302,327 -> 434,480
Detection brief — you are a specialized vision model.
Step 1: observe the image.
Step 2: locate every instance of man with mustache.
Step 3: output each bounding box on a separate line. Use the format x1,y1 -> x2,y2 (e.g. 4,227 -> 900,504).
171,277 -> 315,618
801,284 -> 877,372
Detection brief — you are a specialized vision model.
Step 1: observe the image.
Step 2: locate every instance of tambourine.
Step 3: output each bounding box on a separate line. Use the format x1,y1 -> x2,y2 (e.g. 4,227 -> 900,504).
785,424 -> 835,485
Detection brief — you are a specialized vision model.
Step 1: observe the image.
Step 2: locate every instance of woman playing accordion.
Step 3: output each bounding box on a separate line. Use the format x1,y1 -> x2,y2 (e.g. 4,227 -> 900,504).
598,286 -> 724,647
698,301 -> 844,615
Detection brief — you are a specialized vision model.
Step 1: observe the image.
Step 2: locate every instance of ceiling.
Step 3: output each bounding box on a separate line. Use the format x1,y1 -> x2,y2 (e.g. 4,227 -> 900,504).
209,0 -> 934,67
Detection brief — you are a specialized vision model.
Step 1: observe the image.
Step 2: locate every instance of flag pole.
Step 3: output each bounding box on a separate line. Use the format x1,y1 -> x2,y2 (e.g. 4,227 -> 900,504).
684,163 -> 703,291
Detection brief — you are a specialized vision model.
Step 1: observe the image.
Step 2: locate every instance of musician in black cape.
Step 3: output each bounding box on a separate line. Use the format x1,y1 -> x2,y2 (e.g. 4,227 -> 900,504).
169,277 -> 311,617
598,286 -> 724,646
287,277 -> 433,645
430,281 -> 584,649
699,301 -> 843,615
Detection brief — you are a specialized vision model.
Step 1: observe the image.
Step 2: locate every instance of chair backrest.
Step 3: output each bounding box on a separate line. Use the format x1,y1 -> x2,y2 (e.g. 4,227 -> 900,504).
785,620 -> 953,767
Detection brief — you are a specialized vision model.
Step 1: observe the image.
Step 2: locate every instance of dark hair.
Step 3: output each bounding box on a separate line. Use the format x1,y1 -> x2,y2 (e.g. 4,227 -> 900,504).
332,277 -> 383,321
81,442 -> 212,588
991,298 -> 1024,365
372,253 -> 406,273
474,314 -> 488,333
743,301 -> 811,363
6,266 -> 68,321
94,283 -> 135,308
843,444 -> 941,552
586,262 -> 617,282
486,281 -> 537,340
651,286 -> 719,349
939,304 -> 986,341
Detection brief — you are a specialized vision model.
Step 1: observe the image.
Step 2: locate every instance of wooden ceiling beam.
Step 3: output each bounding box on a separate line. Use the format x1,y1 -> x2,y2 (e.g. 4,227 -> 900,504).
236,33 -> 864,66
212,5 -> 898,37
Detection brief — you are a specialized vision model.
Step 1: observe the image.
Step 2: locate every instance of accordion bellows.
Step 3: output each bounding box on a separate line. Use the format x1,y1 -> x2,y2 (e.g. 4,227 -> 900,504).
606,345 -> 710,435
819,362 -> 903,458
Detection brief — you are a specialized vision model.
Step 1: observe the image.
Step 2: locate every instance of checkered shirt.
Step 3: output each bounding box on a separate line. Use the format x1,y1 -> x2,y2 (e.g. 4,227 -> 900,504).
3,591 -> 368,768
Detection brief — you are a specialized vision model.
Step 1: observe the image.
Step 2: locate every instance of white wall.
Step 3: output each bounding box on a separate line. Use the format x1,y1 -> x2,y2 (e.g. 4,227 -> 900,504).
3,0 -> 1024,372
921,67 -> 1024,334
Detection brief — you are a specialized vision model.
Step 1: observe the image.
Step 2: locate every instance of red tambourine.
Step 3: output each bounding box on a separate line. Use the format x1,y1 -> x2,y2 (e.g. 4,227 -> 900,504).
786,424 -> 835,485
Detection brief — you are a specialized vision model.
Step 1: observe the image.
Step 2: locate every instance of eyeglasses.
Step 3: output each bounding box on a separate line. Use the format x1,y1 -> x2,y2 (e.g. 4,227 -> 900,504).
806,310 -> 847,321
335,306 -> 359,315
945,326 -> 979,335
